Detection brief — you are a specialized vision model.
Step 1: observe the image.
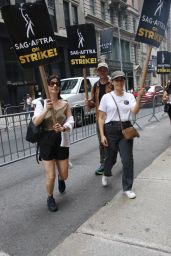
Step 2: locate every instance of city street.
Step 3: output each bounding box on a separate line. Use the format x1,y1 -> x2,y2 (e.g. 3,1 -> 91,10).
0,0 -> 171,254
0,114 -> 171,256
0,105 -> 164,166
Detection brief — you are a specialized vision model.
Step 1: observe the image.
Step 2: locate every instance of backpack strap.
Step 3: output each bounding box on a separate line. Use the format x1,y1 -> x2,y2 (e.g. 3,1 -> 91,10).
93,81 -> 98,102
36,143 -> 40,164
40,99 -> 44,107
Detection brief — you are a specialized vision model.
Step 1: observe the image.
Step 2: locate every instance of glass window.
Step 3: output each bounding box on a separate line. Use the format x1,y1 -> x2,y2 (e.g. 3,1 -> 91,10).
147,86 -> 155,93
118,13 -> 122,27
72,4 -> 78,25
101,1 -> 105,20
134,44 -> 137,64
89,0 -> 95,15
133,18 -> 136,33
110,8 -> 114,24
15,0 -> 25,4
121,40 -> 130,62
47,0 -> 54,8
63,0 -> 70,27
125,41 -> 130,62
155,86 -> 163,92
110,37 -> 120,60
60,79 -> 78,94
80,79 -> 91,92
47,0 -> 57,32
125,15 -> 128,30
0,0 -> 10,8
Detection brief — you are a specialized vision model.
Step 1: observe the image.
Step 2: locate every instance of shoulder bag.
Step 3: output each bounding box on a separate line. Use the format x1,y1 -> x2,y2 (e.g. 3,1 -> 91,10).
110,93 -> 140,139
26,100 -> 45,143
164,103 -> 170,113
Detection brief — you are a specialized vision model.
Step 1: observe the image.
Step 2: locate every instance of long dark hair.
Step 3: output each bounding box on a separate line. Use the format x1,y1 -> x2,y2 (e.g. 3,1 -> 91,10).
47,74 -> 62,99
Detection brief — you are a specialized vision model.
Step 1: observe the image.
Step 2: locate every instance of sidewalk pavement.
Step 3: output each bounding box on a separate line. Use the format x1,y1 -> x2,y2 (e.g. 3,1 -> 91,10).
48,146 -> 171,256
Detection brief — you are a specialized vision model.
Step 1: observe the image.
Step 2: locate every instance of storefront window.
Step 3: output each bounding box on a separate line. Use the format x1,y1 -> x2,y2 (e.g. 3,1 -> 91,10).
63,0 -> 70,27
72,4 -> 78,25
47,0 -> 57,32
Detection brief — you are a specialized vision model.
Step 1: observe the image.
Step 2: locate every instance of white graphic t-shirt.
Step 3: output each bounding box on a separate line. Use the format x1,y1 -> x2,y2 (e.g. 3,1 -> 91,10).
99,91 -> 136,123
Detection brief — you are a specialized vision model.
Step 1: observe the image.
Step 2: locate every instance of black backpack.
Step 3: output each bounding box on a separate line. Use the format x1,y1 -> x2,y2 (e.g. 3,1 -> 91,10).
25,100 -> 45,143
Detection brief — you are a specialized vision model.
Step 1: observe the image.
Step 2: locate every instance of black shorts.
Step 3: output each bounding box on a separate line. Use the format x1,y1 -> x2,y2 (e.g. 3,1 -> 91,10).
39,131 -> 69,161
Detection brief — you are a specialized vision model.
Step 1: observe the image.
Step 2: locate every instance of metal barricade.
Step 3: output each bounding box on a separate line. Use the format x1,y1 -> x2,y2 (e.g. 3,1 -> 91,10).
0,100 -> 166,167
4,104 -> 25,114
132,93 -> 164,129
0,106 -> 96,166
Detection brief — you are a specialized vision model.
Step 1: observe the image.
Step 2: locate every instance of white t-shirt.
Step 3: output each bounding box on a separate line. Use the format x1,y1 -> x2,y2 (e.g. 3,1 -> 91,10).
32,97 -> 42,106
33,99 -> 46,117
99,91 -> 136,123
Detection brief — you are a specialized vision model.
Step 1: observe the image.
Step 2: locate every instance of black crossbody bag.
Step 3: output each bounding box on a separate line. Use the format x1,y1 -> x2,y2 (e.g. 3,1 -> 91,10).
26,100 -> 45,143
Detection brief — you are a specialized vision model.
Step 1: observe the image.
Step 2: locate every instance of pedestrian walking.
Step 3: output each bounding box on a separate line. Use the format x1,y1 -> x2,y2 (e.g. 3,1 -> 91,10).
33,74 -> 74,212
163,80 -> 171,123
98,70 -> 144,199
25,94 -> 33,112
87,62 -> 113,175
31,92 -> 42,110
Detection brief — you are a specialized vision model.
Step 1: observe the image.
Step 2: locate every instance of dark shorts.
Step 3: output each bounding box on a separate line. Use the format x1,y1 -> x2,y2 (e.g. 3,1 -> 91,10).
39,130 -> 69,161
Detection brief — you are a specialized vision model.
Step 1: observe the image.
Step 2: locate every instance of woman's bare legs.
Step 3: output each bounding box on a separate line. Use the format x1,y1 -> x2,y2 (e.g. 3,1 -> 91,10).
43,160 -> 56,196
56,159 -> 69,193
43,159 -> 58,212
56,159 -> 69,180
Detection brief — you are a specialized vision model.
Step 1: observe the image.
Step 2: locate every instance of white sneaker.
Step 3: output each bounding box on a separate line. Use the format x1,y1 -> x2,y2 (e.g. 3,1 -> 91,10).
102,175 -> 108,186
124,190 -> 136,199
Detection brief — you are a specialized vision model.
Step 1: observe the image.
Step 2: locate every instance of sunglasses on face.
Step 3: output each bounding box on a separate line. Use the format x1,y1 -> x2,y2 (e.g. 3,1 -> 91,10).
48,81 -> 59,87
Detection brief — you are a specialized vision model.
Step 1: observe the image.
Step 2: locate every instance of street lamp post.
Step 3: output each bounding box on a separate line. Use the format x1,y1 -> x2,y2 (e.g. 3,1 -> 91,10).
118,26 -> 123,71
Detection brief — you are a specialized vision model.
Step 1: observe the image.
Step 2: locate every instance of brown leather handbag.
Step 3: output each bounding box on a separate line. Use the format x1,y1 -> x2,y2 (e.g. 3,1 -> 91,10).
122,126 -> 140,139
110,93 -> 140,139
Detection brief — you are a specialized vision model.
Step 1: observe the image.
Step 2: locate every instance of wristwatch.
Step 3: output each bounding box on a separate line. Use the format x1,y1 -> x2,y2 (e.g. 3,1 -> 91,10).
63,126 -> 66,132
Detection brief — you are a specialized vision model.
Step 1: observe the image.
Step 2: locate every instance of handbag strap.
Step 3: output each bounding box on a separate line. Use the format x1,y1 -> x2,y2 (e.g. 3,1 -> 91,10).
110,93 -> 123,130
40,99 -> 44,107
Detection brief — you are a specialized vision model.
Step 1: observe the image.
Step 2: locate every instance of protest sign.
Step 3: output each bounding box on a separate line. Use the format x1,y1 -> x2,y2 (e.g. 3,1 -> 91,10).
157,51 -> 171,74
67,23 -> 97,68
2,1 -> 58,68
135,0 -> 170,47
2,1 -> 59,123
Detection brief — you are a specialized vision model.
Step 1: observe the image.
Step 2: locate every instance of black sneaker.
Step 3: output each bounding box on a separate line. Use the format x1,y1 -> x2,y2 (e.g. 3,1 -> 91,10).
58,177 -> 66,193
47,196 -> 58,212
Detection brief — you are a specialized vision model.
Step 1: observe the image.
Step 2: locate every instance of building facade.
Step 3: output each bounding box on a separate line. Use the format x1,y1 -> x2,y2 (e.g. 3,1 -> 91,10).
84,0 -> 142,91
0,0 -> 170,106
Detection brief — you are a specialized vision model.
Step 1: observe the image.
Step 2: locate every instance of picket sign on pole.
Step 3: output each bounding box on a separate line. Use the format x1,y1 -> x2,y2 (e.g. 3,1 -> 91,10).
38,65 -> 56,124
135,0 -> 171,90
83,67 -> 89,100
139,45 -> 152,89
1,2 -> 59,126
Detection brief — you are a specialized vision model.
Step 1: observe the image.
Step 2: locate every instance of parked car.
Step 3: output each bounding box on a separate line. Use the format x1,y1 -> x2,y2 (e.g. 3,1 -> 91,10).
60,76 -> 99,126
132,85 -> 163,106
